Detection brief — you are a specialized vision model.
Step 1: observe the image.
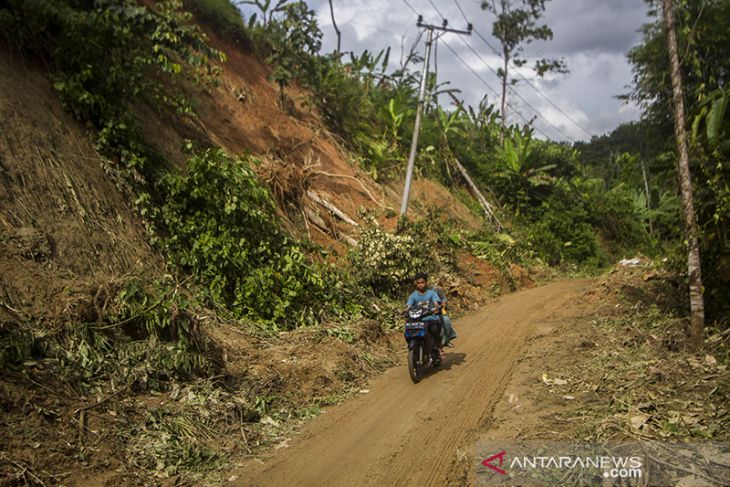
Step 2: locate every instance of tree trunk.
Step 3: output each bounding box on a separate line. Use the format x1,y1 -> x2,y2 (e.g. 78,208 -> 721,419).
328,0 -> 341,55
640,158 -> 653,234
662,0 -> 705,351
500,49 -> 508,143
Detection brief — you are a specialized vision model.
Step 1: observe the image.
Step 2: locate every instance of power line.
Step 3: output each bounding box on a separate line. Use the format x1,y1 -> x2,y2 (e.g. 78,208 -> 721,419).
471,28 -> 594,139
452,0 -> 469,24
456,36 -> 575,141
401,0 -> 419,15
450,0 -> 594,139
439,39 -> 554,140
420,0 -> 573,141
427,0 -> 446,20
438,41 -> 498,97
348,18 -> 417,40
471,26 -> 500,56
396,0 -> 570,140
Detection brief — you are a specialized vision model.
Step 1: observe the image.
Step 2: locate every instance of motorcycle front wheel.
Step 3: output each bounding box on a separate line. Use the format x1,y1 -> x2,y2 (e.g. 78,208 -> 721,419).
408,341 -> 426,383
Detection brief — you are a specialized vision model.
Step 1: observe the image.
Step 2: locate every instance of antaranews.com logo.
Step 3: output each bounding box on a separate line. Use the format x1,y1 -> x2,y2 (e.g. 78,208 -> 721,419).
475,441 -> 729,486
481,449 -> 642,480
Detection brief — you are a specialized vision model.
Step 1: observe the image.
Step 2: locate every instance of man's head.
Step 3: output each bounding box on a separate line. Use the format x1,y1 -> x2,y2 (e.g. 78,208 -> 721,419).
414,272 -> 428,292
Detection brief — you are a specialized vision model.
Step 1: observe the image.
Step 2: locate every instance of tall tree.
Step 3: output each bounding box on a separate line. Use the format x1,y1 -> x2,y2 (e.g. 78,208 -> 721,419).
662,0 -> 705,350
481,0 -> 566,137
327,0 -> 341,55
624,0 -> 730,323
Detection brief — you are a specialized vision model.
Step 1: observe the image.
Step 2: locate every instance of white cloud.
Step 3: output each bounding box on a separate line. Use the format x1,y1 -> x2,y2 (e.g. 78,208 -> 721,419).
305,0 -> 651,141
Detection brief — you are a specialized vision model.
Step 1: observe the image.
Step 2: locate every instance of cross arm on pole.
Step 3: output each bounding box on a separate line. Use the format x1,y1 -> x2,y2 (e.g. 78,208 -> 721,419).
416,15 -> 472,35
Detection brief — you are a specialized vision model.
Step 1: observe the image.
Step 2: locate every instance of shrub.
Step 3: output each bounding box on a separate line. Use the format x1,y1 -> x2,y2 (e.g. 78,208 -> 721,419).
348,212 -> 462,298
524,194 -> 606,267
185,0 -> 249,45
156,148 -> 360,329
349,225 -> 431,296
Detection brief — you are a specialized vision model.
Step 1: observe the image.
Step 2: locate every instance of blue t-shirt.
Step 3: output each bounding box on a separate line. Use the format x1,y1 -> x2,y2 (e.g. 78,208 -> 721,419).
406,289 -> 441,321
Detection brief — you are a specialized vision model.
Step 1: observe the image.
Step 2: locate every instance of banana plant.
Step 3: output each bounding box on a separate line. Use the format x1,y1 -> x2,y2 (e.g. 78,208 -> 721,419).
495,130 -> 557,185
348,48 -> 390,77
466,97 -> 501,148
239,0 -> 290,27
436,106 -> 463,141
385,98 -> 405,141
692,86 -> 729,150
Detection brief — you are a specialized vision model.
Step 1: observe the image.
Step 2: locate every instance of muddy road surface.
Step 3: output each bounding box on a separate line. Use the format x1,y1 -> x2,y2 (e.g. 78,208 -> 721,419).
239,279 -> 591,486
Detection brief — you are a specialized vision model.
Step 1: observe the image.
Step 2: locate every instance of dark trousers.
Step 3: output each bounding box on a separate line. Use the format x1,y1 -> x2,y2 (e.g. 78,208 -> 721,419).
428,319 -> 442,351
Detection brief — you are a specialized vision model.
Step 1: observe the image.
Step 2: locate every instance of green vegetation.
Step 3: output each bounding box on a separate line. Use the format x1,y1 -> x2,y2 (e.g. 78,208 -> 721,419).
226,1 -> 652,271
349,214 -> 459,297
229,0 -> 728,326
0,277 -> 217,395
480,0 -> 567,133
2,0 -> 728,480
0,0 -> 661,336
185,0 -> 248,42
581,0 -> 730,323
157,147 -> 362,329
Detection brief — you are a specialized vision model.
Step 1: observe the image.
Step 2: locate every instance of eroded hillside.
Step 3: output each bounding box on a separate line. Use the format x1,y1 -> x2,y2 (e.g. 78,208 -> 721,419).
0,7 -> 507,484
0,49 -> 160,324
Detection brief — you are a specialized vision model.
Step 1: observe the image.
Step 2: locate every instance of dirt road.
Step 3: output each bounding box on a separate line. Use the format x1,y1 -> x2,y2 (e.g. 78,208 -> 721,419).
239,279 -> 591,486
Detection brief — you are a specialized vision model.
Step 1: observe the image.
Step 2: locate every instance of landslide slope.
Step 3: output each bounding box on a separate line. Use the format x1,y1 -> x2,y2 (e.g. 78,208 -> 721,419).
0,49 -> 161,324
0,22 -> 483,320
0,14 -> 497,486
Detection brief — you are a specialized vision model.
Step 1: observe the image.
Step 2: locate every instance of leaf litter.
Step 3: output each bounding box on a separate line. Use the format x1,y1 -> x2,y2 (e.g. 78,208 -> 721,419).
480,257 -> 729,485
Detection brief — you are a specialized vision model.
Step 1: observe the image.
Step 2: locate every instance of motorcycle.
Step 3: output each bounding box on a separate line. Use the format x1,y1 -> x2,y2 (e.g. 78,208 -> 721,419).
403,302 -> 443,383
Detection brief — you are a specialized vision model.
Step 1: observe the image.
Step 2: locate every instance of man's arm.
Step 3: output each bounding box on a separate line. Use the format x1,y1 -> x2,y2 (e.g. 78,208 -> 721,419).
429,290 -> 442,311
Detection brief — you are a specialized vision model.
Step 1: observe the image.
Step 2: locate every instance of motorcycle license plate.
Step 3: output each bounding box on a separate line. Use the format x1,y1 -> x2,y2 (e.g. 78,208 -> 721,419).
405,322 -> 426,330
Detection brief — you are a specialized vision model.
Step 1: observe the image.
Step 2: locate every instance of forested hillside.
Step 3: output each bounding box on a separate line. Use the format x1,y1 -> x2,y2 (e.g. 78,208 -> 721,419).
0,0 -> 727,484
578,0 -> 729,324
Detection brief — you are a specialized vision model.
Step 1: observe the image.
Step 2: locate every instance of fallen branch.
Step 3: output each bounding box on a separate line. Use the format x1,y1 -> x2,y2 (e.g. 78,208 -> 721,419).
303,207 -> 357,247
301,208 -> 312,239
452,158 -> 502,231
340,233 -> 359,248
304,206 -> 328,232
73,386 -> 127,415
306,191 -> 358,226
0,456 -> 48,487
644,451 -> 725,486
313,171 -> 387,209
0,301 -> 30,323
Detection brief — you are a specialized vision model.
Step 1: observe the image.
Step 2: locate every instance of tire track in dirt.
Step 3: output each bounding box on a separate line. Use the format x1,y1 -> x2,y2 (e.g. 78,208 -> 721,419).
238,279 -> 592,486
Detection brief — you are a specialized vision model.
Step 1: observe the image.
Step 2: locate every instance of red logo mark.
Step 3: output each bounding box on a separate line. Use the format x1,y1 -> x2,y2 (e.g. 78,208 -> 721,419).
482,450 -> 507,475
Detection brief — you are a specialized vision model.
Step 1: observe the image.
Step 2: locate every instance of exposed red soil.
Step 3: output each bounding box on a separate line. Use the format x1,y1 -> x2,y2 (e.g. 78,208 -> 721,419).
0,20 -> 512,485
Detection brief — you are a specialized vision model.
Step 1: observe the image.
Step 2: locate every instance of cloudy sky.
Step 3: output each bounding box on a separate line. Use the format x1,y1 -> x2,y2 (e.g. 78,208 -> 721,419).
243,0 -> 655,142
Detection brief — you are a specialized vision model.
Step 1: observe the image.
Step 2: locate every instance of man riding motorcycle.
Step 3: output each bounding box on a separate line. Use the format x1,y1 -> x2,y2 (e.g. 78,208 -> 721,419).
406,272 -> 445,360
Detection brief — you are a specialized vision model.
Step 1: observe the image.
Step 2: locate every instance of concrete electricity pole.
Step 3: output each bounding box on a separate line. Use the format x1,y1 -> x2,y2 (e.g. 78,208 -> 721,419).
399,16 -> 472,217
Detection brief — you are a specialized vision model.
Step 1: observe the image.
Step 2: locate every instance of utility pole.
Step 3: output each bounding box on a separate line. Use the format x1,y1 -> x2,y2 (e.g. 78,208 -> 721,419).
399,16 -> 472,217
